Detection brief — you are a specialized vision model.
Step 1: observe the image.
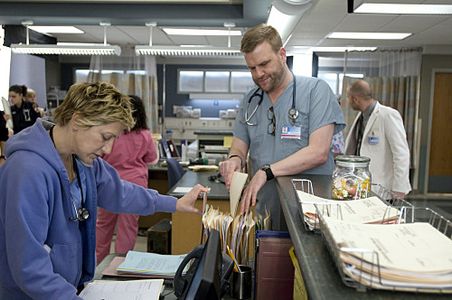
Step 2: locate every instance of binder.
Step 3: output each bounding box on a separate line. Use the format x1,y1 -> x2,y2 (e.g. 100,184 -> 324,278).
160,138 -> 172,158
255,230 -> 294,300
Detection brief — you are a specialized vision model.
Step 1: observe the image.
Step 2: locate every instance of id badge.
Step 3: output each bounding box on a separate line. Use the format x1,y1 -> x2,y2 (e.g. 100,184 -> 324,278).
281,125 -> 301,140
368,135 -> 379,145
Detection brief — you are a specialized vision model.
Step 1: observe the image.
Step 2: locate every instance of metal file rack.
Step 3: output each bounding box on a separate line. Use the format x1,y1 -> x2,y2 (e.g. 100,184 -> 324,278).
291,179 -> 317,231
291,179 -> 413,231
319,206 -> 452,293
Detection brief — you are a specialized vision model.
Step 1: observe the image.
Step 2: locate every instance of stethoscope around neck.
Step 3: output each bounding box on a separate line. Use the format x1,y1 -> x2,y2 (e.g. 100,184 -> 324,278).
49,125 -> 89,222
70,156 -> 90,222
243,74 -> 298,126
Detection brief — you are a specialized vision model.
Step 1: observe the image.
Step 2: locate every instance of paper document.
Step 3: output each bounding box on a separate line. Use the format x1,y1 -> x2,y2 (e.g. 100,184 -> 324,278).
1,97 -> 13,129
102,256 -> 171,279
117,251 -> 186,277
188,165 -> 219,172
223,136 -> 233,148
322,217 -> 452,292
172,187 -> 192,194
202,206 -> 256,265
325,219 -> 452,273
79,279 -> 163,300
229,172 -> 248,216
200,171 -> 260,266
296,191 -> 402,230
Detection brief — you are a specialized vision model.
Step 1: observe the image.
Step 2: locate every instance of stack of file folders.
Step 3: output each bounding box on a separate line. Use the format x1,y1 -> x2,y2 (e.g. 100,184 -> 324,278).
201,171 -> 271,265
202,205 -> 271,265
318,205 -> 452,293
115,251 -> 186,278
294,189 -> 410,231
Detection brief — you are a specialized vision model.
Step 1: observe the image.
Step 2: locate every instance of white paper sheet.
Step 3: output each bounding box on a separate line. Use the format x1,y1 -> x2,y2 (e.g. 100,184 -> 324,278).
79,279 -> 163,300
324,218 -> 452,273
172,187 -> 192,194
297,191 -> 401,225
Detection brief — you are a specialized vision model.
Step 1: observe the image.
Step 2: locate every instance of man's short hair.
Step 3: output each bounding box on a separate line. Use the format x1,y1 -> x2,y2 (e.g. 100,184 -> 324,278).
240,24 -> 282,54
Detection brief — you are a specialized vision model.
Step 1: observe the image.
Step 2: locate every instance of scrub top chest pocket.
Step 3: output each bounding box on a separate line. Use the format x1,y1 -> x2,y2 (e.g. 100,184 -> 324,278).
281,111 -> 309,141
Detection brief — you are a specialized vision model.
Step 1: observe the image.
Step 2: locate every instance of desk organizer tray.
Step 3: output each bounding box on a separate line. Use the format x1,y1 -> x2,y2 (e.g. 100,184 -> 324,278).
319,206 -> 452,293
291,179 -> 412,231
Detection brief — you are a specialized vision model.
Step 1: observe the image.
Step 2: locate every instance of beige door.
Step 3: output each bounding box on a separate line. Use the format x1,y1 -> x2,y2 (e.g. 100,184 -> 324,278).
428,72 -> 452,193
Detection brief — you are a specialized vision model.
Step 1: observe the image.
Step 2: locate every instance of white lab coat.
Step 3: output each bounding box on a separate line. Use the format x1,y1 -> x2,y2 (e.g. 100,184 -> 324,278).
345,102 -> 411,194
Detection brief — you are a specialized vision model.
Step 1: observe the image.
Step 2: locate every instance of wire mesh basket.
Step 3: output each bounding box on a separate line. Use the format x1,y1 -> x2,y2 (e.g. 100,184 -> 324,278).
292,180 -> 413,231
319,206 -> 452,293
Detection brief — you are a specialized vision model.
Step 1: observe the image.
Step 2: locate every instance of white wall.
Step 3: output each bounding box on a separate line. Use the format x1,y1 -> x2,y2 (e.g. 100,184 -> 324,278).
9,53 -> 47,108
0,26 -> 12,111
0,46 -> 11,111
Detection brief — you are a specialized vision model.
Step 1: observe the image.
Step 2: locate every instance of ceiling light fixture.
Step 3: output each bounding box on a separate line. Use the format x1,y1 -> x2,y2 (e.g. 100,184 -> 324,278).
289,46 -> 377,53
135,22 -> 241,57
10,21 -> 121,55
266,0 -> 313,44
28,26 -> 84,35
161,27 -> 242,36
327,32 -> 411,40
349,0 -> 452,15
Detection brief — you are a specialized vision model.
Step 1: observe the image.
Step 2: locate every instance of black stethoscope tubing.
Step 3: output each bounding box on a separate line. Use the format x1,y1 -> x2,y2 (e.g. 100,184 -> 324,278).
49,125 -> 89,222
244,73 -> 298,126
72,156 -> 90,222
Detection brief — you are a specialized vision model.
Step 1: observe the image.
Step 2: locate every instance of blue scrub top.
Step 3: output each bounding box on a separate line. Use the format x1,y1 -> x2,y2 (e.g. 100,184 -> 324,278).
234,75 -> 345,175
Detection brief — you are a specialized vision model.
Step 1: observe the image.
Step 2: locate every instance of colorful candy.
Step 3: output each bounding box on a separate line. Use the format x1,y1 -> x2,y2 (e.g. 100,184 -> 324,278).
332,155 -> 371,200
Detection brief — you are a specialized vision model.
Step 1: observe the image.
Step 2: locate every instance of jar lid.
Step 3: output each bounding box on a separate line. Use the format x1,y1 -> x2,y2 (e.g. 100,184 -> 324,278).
335,155 -> 370,168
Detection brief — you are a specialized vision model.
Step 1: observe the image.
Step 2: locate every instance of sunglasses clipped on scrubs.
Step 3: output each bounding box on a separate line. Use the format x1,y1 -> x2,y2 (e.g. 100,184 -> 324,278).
242,73 -> 298,126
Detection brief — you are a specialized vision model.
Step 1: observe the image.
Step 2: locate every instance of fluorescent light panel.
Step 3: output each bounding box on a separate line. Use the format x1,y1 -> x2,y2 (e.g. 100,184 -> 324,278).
162,28 -> 241,36
266,5 -> 300,42
29,26 -> 84,34
328,32 -> 411,40
135,45 -> 241,56
10,44 -> 121,55
355,3 -> 452,15
291,46 -> 377,52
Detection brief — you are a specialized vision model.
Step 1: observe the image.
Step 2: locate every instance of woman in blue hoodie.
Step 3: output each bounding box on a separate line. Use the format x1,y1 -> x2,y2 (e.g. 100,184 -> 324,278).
0,82 -> 208,300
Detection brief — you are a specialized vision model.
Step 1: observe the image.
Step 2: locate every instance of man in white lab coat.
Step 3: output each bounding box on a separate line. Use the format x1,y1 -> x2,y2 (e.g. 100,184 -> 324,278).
344,80 -> 411,198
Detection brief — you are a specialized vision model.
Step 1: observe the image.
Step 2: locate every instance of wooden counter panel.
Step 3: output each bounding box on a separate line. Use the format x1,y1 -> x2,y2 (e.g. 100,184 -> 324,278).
171,199 -> 229,254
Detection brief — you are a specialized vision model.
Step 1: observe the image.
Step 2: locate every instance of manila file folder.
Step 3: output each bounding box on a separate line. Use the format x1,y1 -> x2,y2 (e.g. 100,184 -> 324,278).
229,171 -> 248,217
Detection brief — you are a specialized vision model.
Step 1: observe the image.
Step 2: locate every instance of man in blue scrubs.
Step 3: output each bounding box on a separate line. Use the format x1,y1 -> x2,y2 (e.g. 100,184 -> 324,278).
220,24 -> 345,230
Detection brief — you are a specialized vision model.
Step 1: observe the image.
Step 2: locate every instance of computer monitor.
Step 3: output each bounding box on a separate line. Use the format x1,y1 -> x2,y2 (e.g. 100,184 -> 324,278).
174,229 -> 233,300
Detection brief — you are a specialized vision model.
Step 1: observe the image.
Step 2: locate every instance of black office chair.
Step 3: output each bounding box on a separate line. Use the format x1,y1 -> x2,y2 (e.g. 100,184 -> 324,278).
167,158 -> 186,189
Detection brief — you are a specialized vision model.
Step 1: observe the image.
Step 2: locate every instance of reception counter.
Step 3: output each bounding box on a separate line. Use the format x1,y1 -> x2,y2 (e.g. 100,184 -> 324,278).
276,174 -> 450,300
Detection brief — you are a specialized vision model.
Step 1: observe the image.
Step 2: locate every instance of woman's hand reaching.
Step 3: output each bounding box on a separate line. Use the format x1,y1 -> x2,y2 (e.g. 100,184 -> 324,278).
175,184 -> 210,214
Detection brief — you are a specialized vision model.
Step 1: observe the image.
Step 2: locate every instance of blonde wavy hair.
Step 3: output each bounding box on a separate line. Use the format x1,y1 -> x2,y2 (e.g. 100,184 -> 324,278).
240,24 -> 282,54
53,82 -> 135,130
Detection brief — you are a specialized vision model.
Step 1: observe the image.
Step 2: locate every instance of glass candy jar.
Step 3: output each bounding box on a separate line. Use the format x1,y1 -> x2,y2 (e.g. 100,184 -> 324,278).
332,155 -> 371,200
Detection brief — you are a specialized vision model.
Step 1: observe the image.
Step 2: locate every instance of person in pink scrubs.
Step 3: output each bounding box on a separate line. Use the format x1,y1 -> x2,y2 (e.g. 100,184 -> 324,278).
96,95 -> 159,264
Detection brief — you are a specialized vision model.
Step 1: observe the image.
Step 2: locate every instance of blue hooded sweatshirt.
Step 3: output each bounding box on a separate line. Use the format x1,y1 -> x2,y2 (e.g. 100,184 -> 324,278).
0,119 -> 177,299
